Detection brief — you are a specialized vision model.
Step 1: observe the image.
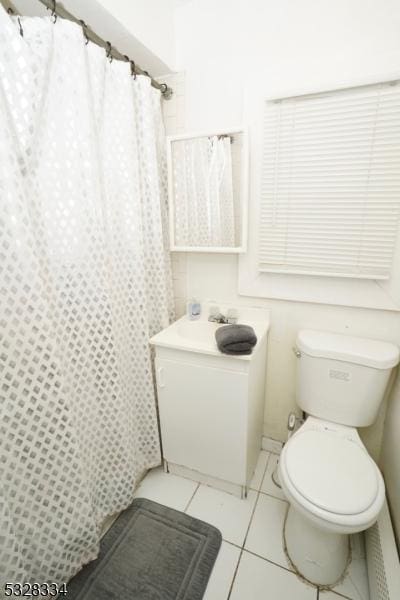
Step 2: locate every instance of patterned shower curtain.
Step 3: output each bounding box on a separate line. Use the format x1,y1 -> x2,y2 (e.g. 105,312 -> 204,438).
0,7 -> 173,588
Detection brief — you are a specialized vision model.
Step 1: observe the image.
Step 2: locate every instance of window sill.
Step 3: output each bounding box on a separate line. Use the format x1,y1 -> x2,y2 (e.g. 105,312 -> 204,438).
238,255 -> 400,312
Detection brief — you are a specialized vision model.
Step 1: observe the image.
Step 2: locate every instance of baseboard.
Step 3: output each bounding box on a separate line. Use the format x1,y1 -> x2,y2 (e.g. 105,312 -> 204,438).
165,461 -> 246,498
262,435 -> 284,454
366,498 -> 400,600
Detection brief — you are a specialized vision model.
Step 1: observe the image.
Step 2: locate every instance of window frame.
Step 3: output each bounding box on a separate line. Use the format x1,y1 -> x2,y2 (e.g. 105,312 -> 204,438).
238,76 -> 400,312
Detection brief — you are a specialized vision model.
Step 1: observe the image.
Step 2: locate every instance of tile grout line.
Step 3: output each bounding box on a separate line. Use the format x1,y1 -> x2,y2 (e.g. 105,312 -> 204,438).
183,482 -> 200,513
242,490 -> 262,549
325,590 -> 355,600
226,493 -> 261,599
318,587 -> 354,600
248,450 -> 271,492
226,455 -> 270,600
258,489 -> 288,503
223,540 -> 243,551
258,451 -> 289,504
242,451 -> 271,549
226,547 -> 244,600
243,547 -> 296,575
259,451 -> 272,492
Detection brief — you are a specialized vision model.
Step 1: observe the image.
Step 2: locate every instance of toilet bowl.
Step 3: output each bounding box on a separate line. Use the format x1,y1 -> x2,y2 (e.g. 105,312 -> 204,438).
279,416 -> 385,585
280,417 -> 385,534
276,329 -> 398,586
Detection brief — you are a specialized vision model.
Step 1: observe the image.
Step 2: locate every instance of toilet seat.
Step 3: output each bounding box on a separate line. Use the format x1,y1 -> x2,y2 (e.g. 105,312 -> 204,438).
283,429 -> 379,515
279,419 -> 385,534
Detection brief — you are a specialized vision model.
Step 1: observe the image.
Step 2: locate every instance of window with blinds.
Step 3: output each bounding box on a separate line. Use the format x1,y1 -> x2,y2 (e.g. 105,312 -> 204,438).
259,81 -> 400,279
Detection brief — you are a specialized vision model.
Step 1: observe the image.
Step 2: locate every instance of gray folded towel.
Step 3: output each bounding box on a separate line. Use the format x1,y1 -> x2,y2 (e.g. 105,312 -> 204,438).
215,324 -> 257,355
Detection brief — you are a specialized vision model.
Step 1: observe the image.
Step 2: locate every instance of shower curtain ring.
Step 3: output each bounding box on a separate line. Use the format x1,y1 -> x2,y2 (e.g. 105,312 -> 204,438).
160,83 -> 168,95
123,56 -> 136,79
79,20 -> 89,45
17,17 -> 24,36
105,41 -> 113,62
50,0 -> 57,23
7,7 -> 23,36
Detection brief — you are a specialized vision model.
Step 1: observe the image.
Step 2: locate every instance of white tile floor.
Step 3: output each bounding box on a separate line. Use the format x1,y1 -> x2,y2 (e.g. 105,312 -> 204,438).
134,451 -> 371,600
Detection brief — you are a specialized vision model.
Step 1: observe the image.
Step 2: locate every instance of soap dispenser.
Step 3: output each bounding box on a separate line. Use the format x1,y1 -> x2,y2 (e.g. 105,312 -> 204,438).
187,298 -> 201,320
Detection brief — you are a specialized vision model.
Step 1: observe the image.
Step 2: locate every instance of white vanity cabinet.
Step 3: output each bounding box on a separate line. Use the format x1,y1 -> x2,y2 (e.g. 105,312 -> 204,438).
151,309 -> 269,496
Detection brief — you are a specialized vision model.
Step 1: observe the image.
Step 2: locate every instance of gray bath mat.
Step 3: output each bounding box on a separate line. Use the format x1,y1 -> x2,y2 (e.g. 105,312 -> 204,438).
66,498 -> 222,599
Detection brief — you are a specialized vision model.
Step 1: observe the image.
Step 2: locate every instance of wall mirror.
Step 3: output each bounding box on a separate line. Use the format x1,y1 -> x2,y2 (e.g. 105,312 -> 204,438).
167,128 -> 248,252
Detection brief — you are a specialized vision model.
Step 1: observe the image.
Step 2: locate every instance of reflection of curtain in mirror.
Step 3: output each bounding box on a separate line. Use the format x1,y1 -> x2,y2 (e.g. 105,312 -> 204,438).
174,136 -> 235,247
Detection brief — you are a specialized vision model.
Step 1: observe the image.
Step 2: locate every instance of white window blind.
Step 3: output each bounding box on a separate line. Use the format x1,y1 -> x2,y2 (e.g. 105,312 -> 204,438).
259,81 -> 400,279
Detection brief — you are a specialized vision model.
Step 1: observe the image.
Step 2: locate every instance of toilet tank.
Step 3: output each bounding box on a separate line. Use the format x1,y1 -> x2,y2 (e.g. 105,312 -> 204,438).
295,330 -> 399,427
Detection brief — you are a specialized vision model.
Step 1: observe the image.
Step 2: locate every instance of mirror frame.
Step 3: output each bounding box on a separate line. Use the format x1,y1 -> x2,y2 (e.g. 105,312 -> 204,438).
166,127 -> 248,253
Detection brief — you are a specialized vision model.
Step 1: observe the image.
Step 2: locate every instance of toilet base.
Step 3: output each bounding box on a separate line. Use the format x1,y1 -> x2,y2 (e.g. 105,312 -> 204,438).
284,506 -> 351,586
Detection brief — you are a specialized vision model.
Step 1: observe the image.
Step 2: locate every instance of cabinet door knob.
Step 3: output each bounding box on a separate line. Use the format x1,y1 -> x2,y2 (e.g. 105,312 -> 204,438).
158,367 -> 165,388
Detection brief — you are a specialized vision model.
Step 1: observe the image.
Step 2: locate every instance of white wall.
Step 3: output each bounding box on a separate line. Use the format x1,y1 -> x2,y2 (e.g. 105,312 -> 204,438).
173,0 -> 400,459
96,0 -> 176,69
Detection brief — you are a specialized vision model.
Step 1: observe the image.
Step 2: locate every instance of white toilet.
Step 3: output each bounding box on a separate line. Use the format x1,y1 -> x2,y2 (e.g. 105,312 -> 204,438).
278,329 -> 399,587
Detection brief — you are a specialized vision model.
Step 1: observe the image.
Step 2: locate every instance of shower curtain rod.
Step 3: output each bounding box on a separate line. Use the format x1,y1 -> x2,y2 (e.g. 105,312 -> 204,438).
11,0 -> 173,99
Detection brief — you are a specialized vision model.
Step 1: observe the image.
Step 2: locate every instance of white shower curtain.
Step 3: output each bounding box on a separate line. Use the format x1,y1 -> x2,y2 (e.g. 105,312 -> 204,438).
173,136 -> 235,247
0,7 -> 173,587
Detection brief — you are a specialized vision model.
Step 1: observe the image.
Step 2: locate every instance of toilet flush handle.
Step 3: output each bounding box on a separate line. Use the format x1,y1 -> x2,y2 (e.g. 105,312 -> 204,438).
287,413 -> 297,431
292,346 -> 301,358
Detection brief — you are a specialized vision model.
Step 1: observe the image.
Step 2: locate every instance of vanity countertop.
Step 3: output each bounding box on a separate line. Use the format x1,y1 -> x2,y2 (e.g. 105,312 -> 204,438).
150,304 -> 270,361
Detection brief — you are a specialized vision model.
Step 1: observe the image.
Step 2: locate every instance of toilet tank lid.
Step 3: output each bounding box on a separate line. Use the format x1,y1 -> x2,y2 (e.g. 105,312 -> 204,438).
297,330 -> 400,369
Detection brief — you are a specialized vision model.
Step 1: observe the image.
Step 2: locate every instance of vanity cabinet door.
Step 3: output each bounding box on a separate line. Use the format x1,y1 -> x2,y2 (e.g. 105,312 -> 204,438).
156,356 -> 248,485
